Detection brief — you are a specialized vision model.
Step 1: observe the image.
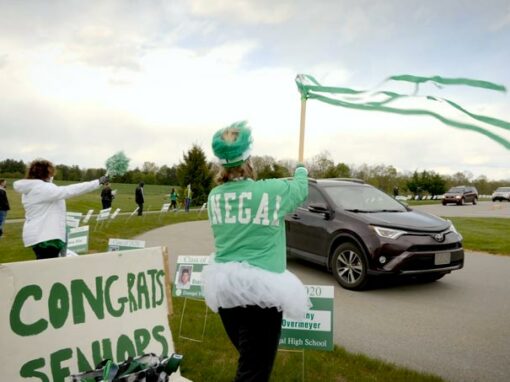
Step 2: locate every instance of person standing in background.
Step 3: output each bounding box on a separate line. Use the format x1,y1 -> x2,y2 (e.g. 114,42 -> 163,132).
170,188 -> 178,210
101,181 -> 114,209
13,159 -> 107,259
0,179 -> 10,239
184,184 -> 192,212
135,181 -> 145,216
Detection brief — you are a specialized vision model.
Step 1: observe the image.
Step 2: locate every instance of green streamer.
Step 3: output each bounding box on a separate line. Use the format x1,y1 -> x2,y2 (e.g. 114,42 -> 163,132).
295,74 -> 510,150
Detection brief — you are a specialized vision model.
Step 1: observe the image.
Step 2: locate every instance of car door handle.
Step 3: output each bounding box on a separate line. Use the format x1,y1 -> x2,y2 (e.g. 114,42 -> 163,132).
291,214 -> 301,220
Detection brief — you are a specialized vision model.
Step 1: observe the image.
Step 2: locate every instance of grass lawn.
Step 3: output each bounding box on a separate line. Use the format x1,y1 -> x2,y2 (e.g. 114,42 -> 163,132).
2,179 -> 181,219
449,217 -> 510,255
172,298 -> 443,382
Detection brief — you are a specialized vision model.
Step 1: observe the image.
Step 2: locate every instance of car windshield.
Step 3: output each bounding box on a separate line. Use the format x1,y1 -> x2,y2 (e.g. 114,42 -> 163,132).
448,187 -> 465,193
496,187 -> 510,192
323,184 -> 407,212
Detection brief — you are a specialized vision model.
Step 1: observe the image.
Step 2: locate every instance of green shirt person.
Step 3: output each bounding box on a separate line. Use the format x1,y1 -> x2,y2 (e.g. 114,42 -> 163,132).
202,121 -> 310,382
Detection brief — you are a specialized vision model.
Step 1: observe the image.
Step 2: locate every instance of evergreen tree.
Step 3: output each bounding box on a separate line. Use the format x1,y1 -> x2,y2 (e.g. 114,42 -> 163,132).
176,145 -> 213,206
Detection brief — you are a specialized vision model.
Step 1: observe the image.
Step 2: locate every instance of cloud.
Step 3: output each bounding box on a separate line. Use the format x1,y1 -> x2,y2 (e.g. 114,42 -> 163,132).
491,4 -> 510,30
189,0 -> 293,24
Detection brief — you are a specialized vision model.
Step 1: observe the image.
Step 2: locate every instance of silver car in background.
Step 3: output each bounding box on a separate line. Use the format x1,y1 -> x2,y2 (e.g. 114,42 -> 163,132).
492,187 -> 510,202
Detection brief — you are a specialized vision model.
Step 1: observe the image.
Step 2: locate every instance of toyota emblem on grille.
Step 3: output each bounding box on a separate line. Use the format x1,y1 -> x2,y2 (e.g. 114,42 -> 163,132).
433,233 -> 445,242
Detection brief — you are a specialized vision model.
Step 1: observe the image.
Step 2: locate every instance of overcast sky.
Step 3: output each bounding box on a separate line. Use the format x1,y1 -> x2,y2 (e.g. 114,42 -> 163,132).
1,0 -> 509,179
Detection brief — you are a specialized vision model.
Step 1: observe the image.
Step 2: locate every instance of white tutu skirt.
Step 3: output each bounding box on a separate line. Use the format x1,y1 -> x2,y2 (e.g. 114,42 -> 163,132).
202,258 -> 311,320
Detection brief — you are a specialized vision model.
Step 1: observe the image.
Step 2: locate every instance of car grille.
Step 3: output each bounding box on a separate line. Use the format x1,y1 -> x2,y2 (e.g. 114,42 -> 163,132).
406,242 -> 462,253
399,250 -> 464,271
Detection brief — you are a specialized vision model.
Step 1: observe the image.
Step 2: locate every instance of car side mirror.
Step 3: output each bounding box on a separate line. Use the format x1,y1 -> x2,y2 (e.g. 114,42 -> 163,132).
308,202 -> 330,217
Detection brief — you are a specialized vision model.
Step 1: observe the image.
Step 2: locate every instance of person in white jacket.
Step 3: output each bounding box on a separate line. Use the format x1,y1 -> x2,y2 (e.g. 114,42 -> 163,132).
14,159 -> 108,260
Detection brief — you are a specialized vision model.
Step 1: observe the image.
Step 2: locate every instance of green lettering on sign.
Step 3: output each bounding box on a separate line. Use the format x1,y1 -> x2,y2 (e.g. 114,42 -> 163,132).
20,358 -> 49,382
127,273 -> 138,312
71,278 -> 105,324
134,328 -> 151,355
48,282 -> 70,329
104,275 -> 126,317
136,272 -> 150,310
10,284 -> 48,336
116,334 -> 136,362
50,348 -> 72,382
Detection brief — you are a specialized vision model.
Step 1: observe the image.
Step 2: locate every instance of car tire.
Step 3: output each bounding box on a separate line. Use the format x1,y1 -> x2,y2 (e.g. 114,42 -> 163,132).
457,198 -> 464,206
442,201 -> 446,206
414,273 -> 446,283
331,242 -> 369,290
473,197 -> 477,205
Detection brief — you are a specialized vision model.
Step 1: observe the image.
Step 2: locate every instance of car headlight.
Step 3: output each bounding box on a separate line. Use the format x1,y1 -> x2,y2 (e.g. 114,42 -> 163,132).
446,220 -> 463,240
372,226 -> 407,239
455,195 -> 461,199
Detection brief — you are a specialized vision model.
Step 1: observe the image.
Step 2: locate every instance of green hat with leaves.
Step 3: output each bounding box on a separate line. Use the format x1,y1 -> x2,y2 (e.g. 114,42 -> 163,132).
212,121 -> 253,168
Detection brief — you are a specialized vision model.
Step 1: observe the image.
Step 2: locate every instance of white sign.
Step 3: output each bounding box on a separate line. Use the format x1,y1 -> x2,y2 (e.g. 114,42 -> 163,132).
67,225 -> 89,254
108,238 -> 146,251
66,212 -> 82,228
110,208 -> 121,220
0,247 -> 175,381
82,209 -> 94,224
161,203 -> 171,213
97,208 -> 111,221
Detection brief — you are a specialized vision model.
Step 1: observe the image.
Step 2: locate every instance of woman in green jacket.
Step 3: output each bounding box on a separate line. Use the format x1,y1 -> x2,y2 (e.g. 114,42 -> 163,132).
203,121 -> 310,381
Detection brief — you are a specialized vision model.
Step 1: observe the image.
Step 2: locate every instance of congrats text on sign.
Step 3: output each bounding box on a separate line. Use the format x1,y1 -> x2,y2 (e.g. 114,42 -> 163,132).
0,247 -> 175,381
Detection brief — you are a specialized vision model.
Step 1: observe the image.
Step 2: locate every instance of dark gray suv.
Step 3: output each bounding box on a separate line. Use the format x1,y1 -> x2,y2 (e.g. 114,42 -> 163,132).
285,179 -> 464,290
442,186 -> 478,205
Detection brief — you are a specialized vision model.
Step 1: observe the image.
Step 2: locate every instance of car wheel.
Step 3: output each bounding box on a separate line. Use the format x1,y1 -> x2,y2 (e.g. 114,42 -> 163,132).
331,242 -> 369,290
414,273 -> 446,283
442,201 -> 446,206
457,198 -> 464,206
473,197 -> 477,205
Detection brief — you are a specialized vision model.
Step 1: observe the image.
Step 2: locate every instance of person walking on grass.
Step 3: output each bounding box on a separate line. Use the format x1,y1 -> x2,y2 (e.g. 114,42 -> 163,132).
135,181 -> 144,216
170,188 -> 178,210
101,181 -> 114,209
13,159 -> 108,260
202,121 -> 311,382
0,179 -> 10,239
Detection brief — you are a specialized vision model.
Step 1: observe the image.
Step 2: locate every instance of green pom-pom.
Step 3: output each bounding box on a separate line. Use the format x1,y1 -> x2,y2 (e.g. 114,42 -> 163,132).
105,151 -> 130,177
212,121 -> 253,168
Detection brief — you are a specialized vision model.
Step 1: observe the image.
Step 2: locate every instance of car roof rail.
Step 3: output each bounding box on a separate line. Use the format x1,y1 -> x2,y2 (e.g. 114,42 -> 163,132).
330,177 -> 365,184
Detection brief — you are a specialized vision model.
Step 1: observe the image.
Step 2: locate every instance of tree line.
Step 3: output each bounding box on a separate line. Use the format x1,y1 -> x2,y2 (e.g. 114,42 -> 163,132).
1,149 -> 508,205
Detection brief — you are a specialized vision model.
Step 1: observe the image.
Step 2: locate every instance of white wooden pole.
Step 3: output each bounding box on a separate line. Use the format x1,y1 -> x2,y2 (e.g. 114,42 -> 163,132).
298,98 -> 307,163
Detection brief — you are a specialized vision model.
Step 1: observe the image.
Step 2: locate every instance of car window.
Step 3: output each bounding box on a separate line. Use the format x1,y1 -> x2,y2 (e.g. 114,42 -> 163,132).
496,187 -> 510,192
301,186 -> 326,208
323,184 -> 407,212
448,187 -> 465,193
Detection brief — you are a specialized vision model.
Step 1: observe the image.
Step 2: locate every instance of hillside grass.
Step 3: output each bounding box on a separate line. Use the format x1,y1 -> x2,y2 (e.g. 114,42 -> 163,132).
2,179 -> 180,219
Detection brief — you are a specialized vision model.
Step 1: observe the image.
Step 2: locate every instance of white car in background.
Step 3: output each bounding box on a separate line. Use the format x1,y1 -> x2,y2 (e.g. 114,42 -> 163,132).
492,187 -> 510,202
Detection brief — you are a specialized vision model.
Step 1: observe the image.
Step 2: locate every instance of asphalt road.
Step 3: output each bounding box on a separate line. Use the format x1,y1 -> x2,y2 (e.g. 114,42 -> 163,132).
412,200 -> 510,218
137,220 -> 510,382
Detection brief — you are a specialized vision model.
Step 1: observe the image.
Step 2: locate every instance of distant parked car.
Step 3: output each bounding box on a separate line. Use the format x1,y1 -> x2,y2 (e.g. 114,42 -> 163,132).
285,179 -> 464,290
442,186 -> 478,205
492,187 -> 510,202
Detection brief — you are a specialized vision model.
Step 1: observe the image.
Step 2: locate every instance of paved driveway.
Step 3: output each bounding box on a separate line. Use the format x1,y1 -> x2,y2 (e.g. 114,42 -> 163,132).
137,220 -> 510,382
412,200 -> 510,218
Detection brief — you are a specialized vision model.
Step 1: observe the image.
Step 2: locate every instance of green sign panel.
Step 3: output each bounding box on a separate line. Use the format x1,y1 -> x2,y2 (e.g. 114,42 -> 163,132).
108,238 -> 146,252
172,256 -> 209,298
279,285 -> 334,351
67,225 -> 89,254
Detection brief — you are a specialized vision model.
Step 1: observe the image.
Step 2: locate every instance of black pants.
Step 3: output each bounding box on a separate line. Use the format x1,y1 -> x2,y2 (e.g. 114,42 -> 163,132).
219,306 -> 283,382
33,246 -> 61,260
137,203 -> 143,215
102,200 -> 112,209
